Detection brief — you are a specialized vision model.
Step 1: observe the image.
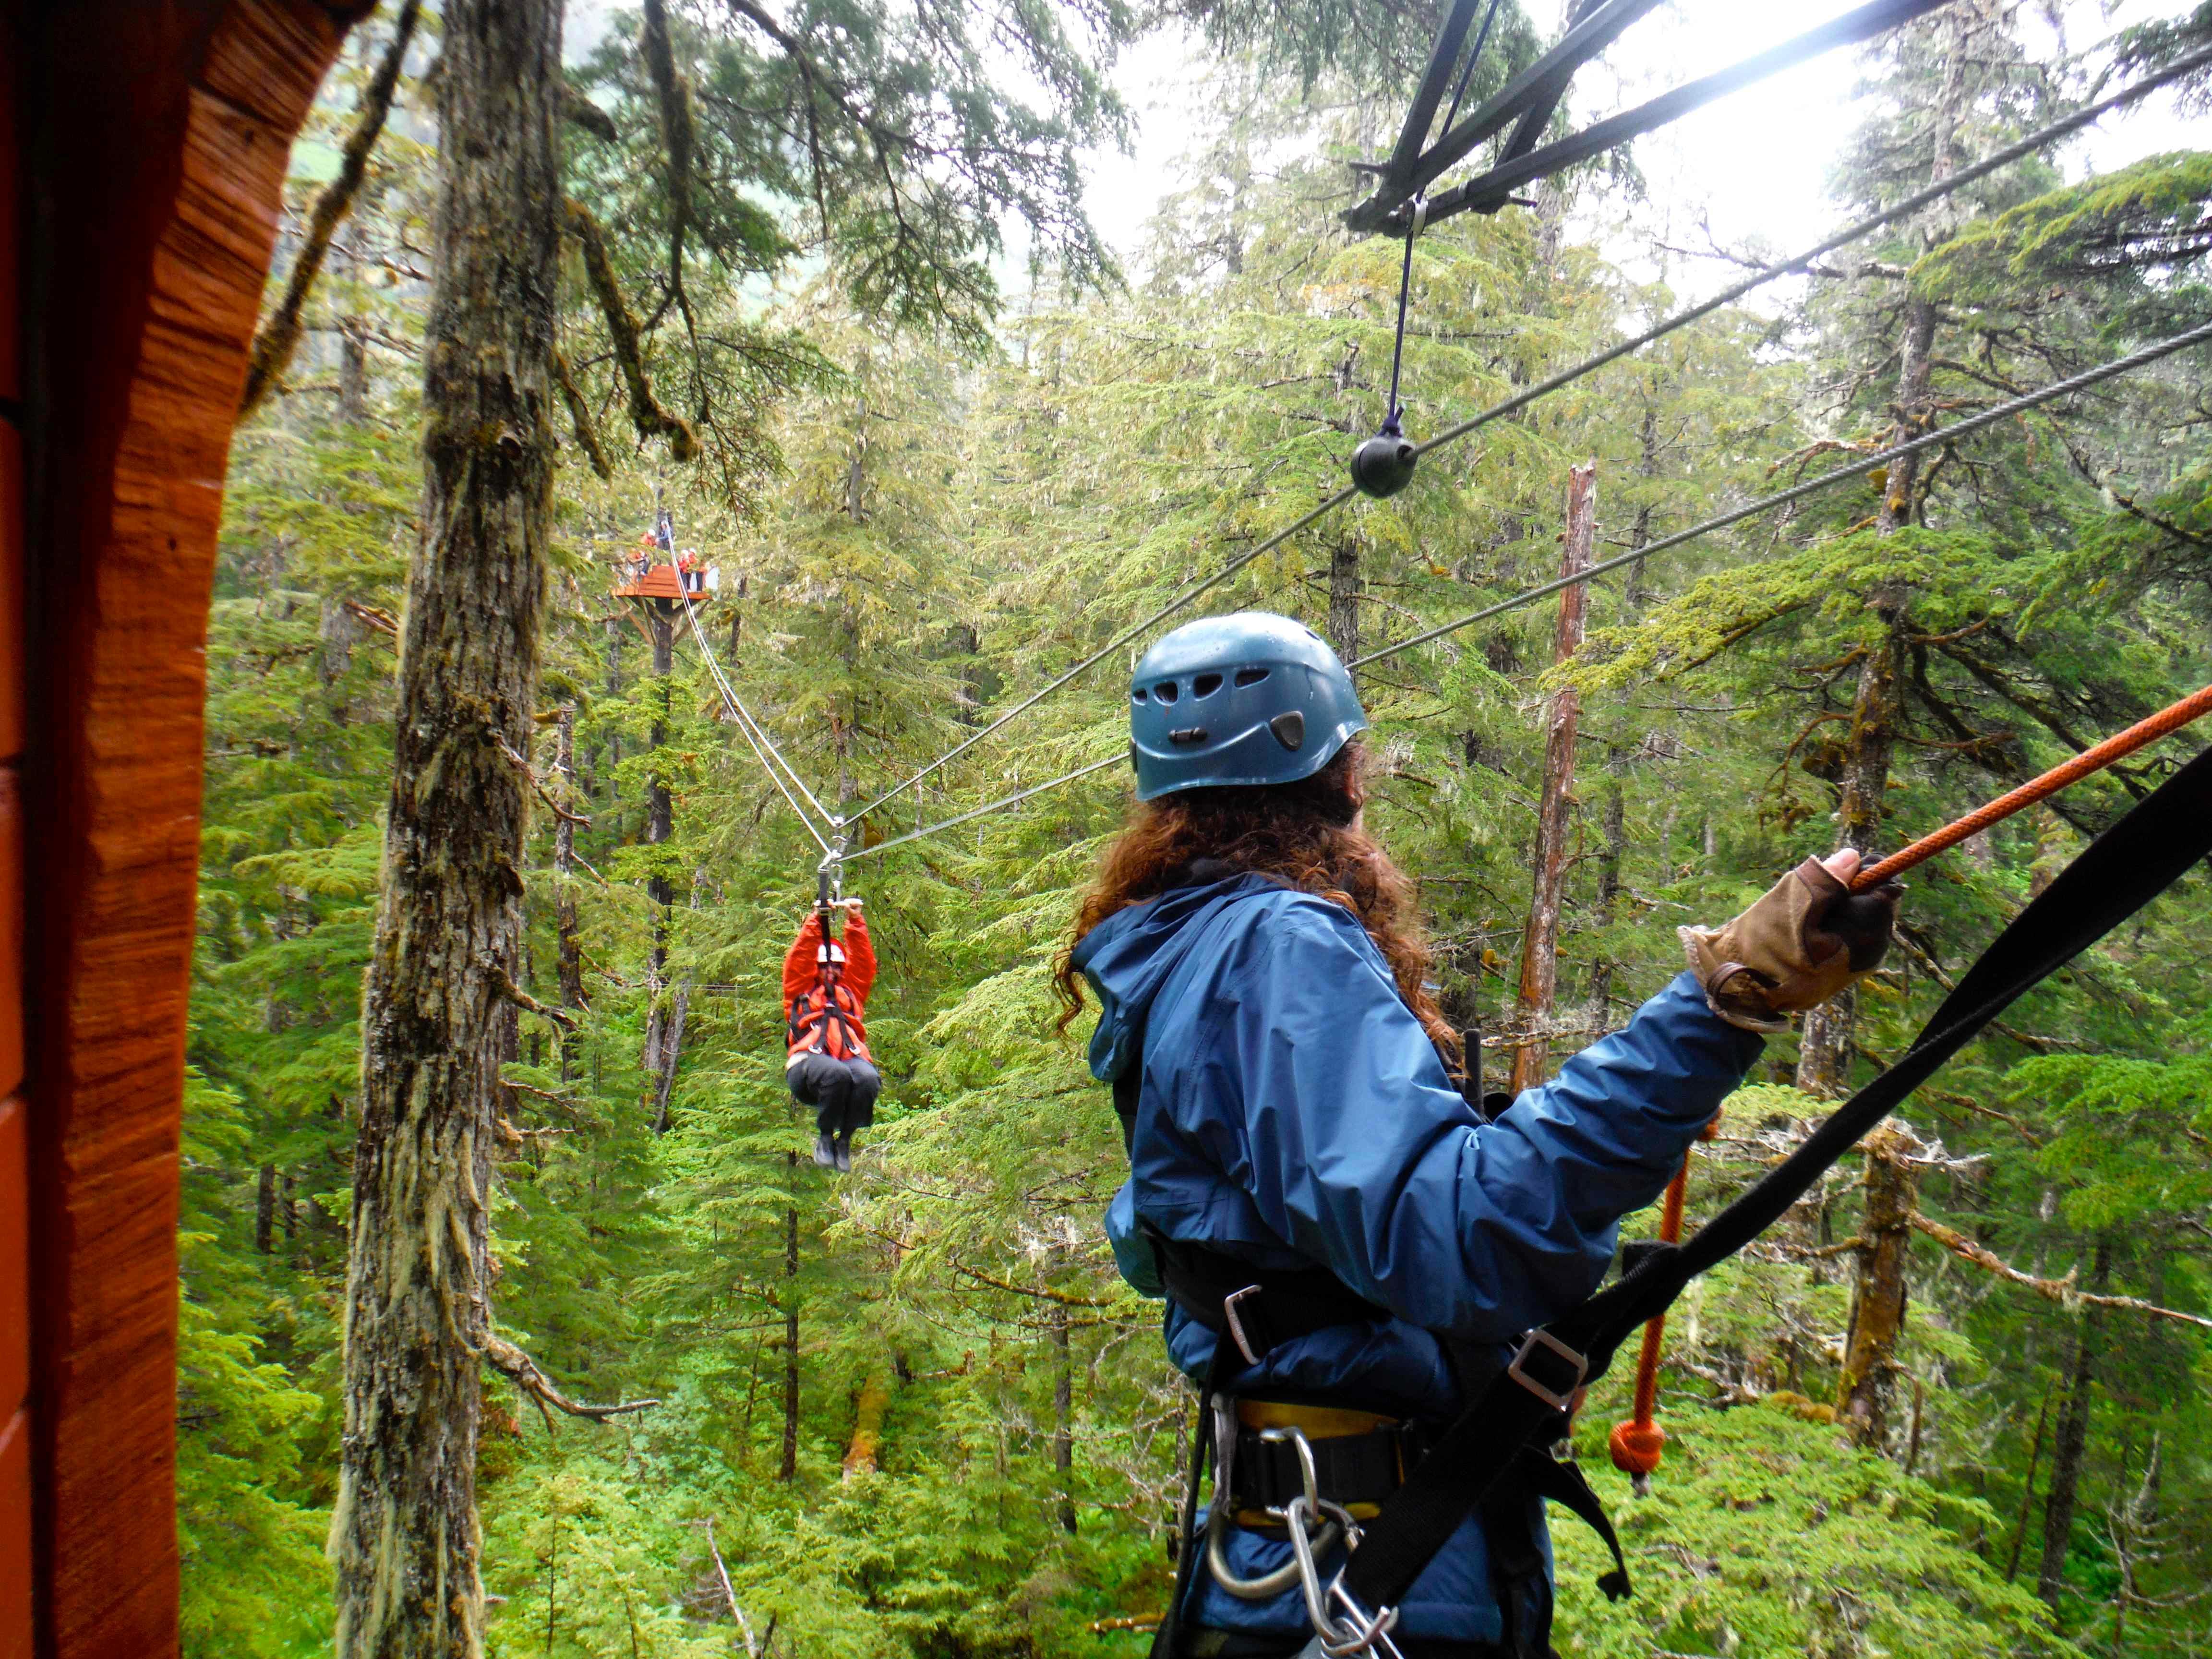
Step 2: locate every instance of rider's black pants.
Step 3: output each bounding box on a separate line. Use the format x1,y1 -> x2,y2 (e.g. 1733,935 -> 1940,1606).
787,1052 -> 880,1137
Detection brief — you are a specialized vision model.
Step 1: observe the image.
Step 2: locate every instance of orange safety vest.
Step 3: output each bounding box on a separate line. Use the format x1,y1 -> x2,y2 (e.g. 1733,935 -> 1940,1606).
783,911 -> 876,1066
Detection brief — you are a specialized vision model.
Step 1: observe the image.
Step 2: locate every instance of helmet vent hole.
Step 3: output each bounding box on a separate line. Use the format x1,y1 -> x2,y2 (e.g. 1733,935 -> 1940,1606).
1130,687 -> 1147,703
1154,681 -> 1180,704
1234,667 -> 1270,688
1192,673 -> 1222,698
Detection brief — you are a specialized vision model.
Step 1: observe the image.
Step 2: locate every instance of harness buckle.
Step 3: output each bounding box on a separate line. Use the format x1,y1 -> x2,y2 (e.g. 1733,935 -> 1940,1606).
1222,1284 -> 1268,1366
1506,1327 -> 1588,1412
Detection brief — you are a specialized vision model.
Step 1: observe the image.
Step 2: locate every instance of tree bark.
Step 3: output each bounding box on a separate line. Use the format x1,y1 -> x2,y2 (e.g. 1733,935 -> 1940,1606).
1585,763 -> 1625,1020
2004,1380 -> 2055,1582
554,705 -> 583,1012
1328,534 -> 1361,673
781,1185 -> 801,1482
1052,1302 -> 1077,1535
338,318 -> 370,426
842,1370 -> 891,1479
1797,9 -> 1972,1096
332,3 -> 562,1653
1835,1122 -> 1922,1451
643,608 -> 675,1100
2038,1240 -> 2114,1609
255,1164 -> 277,1255
1510,462 -> 1593,1094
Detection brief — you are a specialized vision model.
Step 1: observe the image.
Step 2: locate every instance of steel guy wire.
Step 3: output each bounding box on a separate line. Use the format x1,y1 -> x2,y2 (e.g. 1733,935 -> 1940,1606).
1354,315 -> 2212,666
840,485 -> 1361,826
677,587 -> 835,854
675,586 -> 840,828
837,47 -> 2211,827
839,317 -> 2212,863
840,755 -> 1126,866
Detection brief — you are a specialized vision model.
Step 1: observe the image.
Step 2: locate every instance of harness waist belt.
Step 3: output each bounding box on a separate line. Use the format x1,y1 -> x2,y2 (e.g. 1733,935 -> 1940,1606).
1147,1228 -> 1390,1365
1228,1399 -> 1415,1521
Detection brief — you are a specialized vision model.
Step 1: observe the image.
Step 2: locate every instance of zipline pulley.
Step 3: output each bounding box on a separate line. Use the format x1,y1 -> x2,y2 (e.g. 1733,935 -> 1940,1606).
817,836 -> 848,913
1351,200 -> 1428,502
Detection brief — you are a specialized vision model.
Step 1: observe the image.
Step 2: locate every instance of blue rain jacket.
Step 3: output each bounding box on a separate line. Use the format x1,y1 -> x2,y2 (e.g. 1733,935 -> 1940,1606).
1070,874 -> 1763,1646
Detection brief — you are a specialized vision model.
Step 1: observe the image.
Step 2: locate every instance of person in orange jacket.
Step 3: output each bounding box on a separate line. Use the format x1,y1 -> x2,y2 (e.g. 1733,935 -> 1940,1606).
785,899 -> 879,1172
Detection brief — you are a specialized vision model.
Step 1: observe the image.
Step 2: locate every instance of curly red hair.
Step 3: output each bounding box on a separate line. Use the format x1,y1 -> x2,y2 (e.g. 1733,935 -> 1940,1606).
1054,739 -> 1463,1075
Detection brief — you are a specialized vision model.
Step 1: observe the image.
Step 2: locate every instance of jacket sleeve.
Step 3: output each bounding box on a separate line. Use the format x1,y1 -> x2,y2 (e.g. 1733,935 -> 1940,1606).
784,913 -> 824,1017
841,911 -> 878,1006
1180,903 -> 1762,1344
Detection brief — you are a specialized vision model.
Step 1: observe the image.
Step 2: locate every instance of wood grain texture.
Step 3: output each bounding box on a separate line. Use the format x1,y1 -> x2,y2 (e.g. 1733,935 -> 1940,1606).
0,422 -> 22,764
0,0 -> 18,405
15,3 -> 366,1654
0,1100 -> 24,1415
0,1410 -> 26,1659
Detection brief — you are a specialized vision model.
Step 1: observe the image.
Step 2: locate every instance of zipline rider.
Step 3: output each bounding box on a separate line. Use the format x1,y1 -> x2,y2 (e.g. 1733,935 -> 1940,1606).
785,899 -> 879,1173
1058,613 -> 1901,1659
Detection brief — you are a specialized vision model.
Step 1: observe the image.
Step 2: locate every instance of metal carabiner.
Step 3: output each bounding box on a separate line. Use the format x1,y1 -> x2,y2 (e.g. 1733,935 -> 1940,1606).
1203,1423 -> 1346,1601
816,835 -> 848,911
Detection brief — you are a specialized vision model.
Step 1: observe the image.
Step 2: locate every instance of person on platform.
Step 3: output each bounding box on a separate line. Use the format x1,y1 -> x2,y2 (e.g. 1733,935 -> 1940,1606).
785,899 -> 880,1173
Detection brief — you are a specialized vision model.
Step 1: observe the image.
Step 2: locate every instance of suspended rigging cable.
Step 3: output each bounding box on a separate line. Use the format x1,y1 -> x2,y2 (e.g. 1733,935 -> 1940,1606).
1352,315 -> 2212,668
676,587 -> 837,855
836,318 -> 2212,865
840,487 -> 1362,825
840,755 -> 1126,867
1380,0 -> 1504,433
836,48 -> 2208,827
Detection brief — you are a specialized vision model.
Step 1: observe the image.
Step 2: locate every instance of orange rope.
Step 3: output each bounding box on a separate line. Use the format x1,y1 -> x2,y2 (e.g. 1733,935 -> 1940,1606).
1610,1121 -> 1712,1483
1853,683 -> 2212,890
1611,686 -> 2212,1489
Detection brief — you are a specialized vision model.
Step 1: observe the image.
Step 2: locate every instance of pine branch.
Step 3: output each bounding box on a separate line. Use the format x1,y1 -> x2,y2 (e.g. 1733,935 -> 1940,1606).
240,0 -> 422,417
493,967 -> 578,1032
485,1336 -> 658,1428
698,1519 -> 759,1659
1910,1214 -> 2212,1328
562,199 -> 698,459
553,350 -> 614,481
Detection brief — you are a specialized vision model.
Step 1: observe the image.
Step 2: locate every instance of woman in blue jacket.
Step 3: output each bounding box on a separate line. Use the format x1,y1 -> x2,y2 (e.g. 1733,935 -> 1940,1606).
1058,613 -> 1898,1659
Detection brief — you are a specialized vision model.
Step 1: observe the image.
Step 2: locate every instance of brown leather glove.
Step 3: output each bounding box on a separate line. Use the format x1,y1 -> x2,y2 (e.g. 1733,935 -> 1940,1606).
1679,854 -> 1903,1032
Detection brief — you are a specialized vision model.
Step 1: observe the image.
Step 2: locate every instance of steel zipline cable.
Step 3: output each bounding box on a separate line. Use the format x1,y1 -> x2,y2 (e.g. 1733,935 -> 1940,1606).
835,316 -> 2212,863
832,45 -> 2212,830
1354,315 -> 2212,667
677,586 -> 837,856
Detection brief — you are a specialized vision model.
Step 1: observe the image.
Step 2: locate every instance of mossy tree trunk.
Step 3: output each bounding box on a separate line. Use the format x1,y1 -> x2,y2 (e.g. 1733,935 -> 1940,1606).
1835,1123 -> 1922,1450
332,1 -> 562,1652
1510,462 -> 1593,1094
2038,1239 -> 2113,1609
1796,11 -> 1970,1098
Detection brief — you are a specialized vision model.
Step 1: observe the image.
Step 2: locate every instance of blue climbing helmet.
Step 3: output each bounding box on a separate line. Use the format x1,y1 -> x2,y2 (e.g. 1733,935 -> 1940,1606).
1128,612 -> 1368,801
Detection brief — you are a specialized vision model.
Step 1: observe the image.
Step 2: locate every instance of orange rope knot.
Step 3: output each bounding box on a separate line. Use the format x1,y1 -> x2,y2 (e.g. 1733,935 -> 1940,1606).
1608,1419 -> 1666,1477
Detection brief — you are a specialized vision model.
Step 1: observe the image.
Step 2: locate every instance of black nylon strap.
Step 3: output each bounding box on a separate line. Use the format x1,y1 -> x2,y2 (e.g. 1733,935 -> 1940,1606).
1150,1337 -> 1230,1659
1151,1230 -> 1392,1361
1232,1422 -> 1413,1512
1343,742 -> 2212,1613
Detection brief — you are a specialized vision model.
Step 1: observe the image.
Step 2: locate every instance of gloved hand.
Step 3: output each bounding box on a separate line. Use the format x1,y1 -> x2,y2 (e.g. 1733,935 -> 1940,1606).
1679,849 -> 1903,1032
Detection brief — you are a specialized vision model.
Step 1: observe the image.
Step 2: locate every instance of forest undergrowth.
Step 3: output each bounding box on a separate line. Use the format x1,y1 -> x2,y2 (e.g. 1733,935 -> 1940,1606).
182,3 -> 2212,1656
